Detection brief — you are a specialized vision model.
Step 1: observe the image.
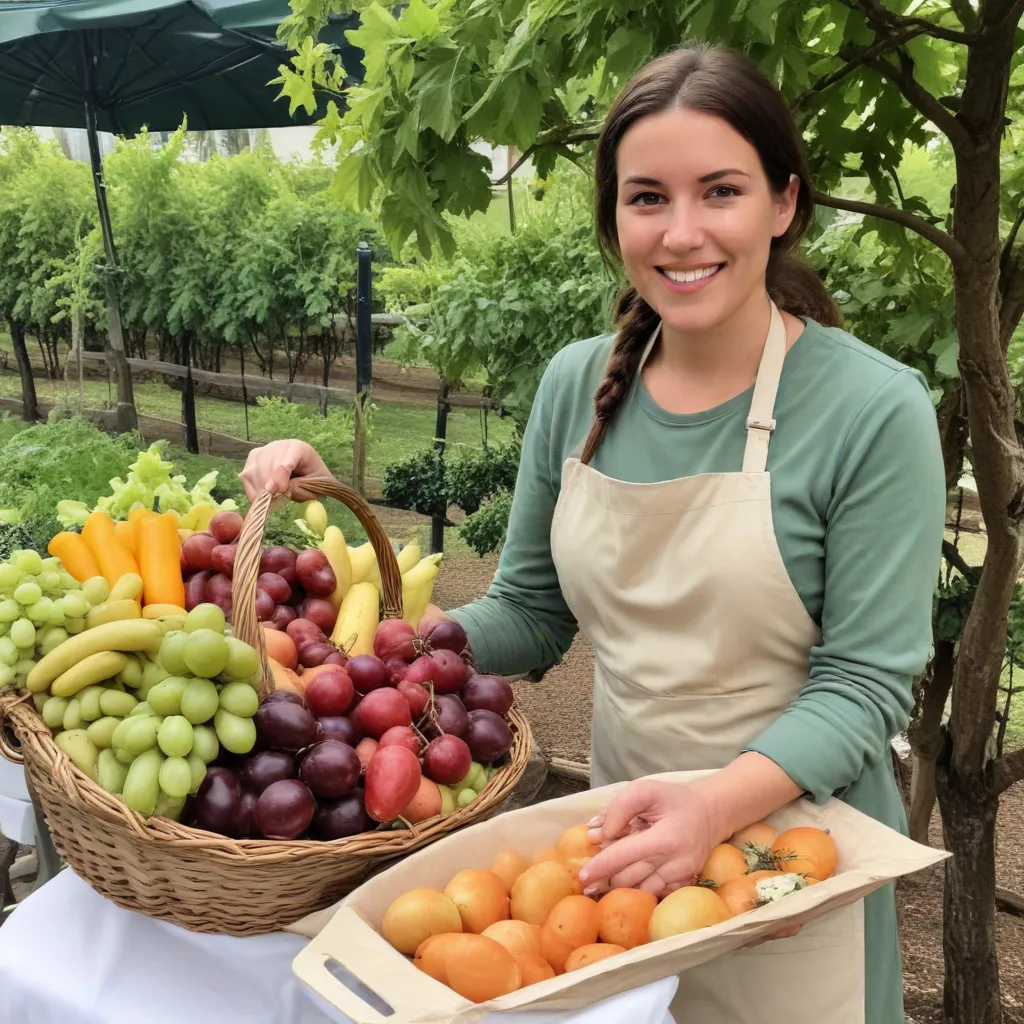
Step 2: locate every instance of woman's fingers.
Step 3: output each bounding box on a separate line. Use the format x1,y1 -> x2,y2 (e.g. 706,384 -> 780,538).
579,826 -> 667,890
587,781 -> 662,845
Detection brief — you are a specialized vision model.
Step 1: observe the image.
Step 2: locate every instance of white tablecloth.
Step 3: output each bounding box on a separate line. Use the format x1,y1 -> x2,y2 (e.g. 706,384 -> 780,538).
0,869 -> 679,1024
0,759 -> 35,845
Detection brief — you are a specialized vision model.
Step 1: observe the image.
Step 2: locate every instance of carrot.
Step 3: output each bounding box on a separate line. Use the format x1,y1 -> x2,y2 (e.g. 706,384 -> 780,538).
114,520 -> 137,557
138,512 -> 186,608
47,532 -> 102,583
80,511 -> 140,587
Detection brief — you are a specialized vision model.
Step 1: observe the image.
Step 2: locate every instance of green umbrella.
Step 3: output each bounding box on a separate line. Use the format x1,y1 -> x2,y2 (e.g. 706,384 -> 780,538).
0,0 -> 362,430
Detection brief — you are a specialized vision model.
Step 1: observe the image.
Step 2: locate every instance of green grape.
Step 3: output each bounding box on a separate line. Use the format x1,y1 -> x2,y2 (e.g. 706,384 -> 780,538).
0,637 -> 17,667
118,654 -> 144,689
13,551 -> 42,576
46,600 -> 66,627
219,681 -> 259,718
10,618 -> 35,649
0,664 -> 15,689
157,716 -> 194,758
222,637 -> 260,683
0,623 -> 8,639
58,572 -> 80,592
61,592 -> 89,619
182,630 -> 228,679
180,678 -> 219,724
37,571 -> 62,594
40,556 -> 59,571
0,564 -> 22,590
13,581 -> 42,606
0,599 -> 20,623
64,617 -> 86,635
82,577 -> 110,606
191,725 -> 219,764
184,603 -> 226,635
26,597 -> 54,625
38,626 -> 68,657
158,632 -> 189,676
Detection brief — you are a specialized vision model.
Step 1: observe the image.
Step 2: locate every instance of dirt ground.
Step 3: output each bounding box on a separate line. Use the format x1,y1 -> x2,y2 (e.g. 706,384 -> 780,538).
425,539 -> 1024,1024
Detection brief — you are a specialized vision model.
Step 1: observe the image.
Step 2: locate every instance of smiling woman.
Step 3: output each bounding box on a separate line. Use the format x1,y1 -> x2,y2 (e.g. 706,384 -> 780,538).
240,41 -> 946,1024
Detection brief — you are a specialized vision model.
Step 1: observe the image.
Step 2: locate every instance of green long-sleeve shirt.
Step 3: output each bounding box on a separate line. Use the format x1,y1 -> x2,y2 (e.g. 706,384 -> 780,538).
449,317 -> 946,802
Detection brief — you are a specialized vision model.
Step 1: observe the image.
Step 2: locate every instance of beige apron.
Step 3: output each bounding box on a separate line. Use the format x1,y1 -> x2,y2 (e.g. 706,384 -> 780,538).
549,302 -> 865,1023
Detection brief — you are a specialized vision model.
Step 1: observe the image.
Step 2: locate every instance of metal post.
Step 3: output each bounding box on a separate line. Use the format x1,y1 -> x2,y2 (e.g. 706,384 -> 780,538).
431,377 -> 449,555
355,242 -> 372,397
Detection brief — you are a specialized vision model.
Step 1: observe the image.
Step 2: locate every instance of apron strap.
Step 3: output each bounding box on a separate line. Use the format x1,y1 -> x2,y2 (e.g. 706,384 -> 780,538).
741,302 -> 788,475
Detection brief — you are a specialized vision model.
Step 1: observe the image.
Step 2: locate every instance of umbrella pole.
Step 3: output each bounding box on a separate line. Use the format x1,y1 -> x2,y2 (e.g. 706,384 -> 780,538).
82,40 -> 137,434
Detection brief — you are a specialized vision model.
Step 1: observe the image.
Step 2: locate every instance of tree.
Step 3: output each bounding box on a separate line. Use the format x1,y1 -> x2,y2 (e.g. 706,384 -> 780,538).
279,2 -> 1024,1021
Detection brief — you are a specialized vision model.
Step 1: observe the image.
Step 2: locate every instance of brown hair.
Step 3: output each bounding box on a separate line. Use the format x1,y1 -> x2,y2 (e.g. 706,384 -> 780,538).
580,42 -> 841,463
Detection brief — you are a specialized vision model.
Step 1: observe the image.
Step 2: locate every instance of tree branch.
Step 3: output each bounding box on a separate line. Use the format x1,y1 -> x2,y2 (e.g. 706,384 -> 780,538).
812,190 -> 967,263
942,538 -> 980,580
949,0 -> 978,32
993,746 -> 1024,795
841,0 -> 979,42
490,126 -> 602,186
1000,256 -> 1024,350
1001,208 -> 1024,276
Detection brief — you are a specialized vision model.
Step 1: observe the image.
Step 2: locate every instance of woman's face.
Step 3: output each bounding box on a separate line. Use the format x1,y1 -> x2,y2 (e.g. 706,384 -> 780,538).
614,108 -> 798,337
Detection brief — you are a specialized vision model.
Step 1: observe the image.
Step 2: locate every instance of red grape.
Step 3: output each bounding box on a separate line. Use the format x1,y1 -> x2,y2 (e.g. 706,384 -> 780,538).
465,710 -> 513,762
298,740 -> 361,798
314,792 -> 370,840
424,694 -> 469,739
397,680 -> 429,720
295,549 -> 337,598
422,735 -> 472,786
404,652 -> 467,695
460,674 -> 514,716
257,572 -> 291,604
261,691 -> 304,708
286,618 -> 324,649
182,532 -> 219,573
298,641 -> 337,669
210,511 -> 244,545
260,546 -> 297,585
206,572 -> 233,604
239,751 -> 296,794
184,570 -> 212,612
323,651 -> 347,667
235,791 -> 259,839
421,618 -> 469,655
211,543 -> 238,577
255,589 -> 276,622
194,768 -> 243,836
304,666 -> 355,717
373,620 -> 417,663
379,726 -> 421,755
347,654 -> 388,694
318,716 -> 362,746
364,746 -> 421,823
385,658 -> 410,686
254,779 -> 315,840
255,701 -> 319,752
355,688 -> 412,740
270,604 -> 297,631
300,598 -> 337,635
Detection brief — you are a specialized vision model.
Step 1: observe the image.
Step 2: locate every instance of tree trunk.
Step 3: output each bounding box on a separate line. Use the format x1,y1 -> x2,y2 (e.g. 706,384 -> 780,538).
909,639 -> 956,844
936,746 -> 1002,1024
9,320 -> 37,422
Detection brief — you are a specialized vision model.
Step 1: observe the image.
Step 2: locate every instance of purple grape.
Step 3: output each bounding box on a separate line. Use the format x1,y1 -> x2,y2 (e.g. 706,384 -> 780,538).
255,701 -> 318,752
298,741 -> 361,799
424,694 -> 469,739
317,716 -> 363,746
239,750 -> 296,795
464,709 -> 512,763
460,674 -> 514,716
253,780 -> 315,840
193,767 -> 243,837
313,791 -> 371,841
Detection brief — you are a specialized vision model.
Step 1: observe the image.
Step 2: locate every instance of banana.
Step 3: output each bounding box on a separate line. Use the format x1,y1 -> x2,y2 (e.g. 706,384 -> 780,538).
109,572 -> 144,603
50,651 -> 129,698
54,729 -> 100,784
177,529 -> 194,543
330,581 -> 379,656
85,599 -> 142,631
401,554 -> 442,628
396,540 -> 421,575
27,619 -> 163,693
304,500 -> 329,536
320,526 -> 353,609
141,603 -> 187,619
347,542 -> 381,587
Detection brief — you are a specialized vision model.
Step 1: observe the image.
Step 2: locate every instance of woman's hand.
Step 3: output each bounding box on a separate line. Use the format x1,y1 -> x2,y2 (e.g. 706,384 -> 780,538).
239,440 -> 331,505
578,780 -> 718,898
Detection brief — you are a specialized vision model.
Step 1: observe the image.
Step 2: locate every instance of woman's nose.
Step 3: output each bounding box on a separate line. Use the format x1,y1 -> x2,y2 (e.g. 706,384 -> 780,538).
662,201 -> 705,251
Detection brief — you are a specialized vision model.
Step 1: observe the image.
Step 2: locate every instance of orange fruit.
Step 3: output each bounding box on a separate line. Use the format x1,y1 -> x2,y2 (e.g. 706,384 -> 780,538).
263,629 -> 297,671
534,846 -> 563,864
597,888 -> 657,949
698,843 -> 748,888
648,886 -> 730,941
510,861 -> 578,926
565,942 -> 627,972
728,821 -> 777,869
771,827 -> 837,880
413,933 -> 474,984
482,919 -> 543,958
382,889 -> 462,955
491,849 -> 532,891
445,935 -> 522,1002
540,926 -> 576,974
556,824 -> 601,862
543,895 -> 601,949
444,869 -> 510,934
714,876 -> 761,917
516,953 -> 556,986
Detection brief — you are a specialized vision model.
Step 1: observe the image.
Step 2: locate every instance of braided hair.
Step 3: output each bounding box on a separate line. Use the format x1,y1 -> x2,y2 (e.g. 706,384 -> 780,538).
579,43 -> 841,464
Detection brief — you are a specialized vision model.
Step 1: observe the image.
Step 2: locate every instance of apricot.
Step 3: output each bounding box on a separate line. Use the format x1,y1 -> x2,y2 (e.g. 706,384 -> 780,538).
516,953 -> 556,986
267,657 -> 304,697
771,827 -> 837,880
263,629 -> 297,671
648,886 -> 730,942
565,942 -> 627,972
556,824 -> 601,862
729,821 -> 777,870
482,919 -> 543,958
597,888 -> 657,949
533,846 -> 563,864
381,888 -> 462,955
539,926 -> 575,974
491,849 -> 532,891
413,933 -> 474,984
444,869 -> 510,934
445,935 -> 522,1002
540,894 -> 601,973
510,861 -> 578,926
698,843 -> 748,888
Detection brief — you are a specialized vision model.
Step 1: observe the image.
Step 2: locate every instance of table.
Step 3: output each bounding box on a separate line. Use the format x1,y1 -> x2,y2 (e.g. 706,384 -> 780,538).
0,869 -> 680,1024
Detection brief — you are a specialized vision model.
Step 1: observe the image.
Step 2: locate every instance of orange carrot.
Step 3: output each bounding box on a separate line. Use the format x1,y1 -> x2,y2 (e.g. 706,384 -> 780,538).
138,513 -> 186,608
47,532 -> 102,583
80,511 -> 140,586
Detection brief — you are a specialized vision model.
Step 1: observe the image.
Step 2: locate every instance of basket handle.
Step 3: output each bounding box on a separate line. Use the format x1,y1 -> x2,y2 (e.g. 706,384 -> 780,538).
232,476 -> 404,697
0,691 -> 31,765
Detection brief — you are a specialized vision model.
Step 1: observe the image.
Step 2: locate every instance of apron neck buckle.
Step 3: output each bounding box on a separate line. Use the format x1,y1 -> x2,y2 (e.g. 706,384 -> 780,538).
746,415 -> 777,434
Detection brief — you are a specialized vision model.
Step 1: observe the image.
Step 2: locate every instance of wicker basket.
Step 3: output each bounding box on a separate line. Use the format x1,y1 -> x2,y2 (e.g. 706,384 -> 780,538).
0,474 -> 533,936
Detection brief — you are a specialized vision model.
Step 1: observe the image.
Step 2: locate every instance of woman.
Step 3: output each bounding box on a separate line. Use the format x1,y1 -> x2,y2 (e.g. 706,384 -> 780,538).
241,43 -> 946,1023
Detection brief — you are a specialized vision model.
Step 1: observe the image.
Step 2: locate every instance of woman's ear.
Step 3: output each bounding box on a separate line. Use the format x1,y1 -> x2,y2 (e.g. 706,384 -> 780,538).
772,174 -> 800,238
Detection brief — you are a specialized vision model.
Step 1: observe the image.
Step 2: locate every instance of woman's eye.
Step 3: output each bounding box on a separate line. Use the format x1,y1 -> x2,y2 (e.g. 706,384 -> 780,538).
628,191 -> 664,207
707,185 -> 740,199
